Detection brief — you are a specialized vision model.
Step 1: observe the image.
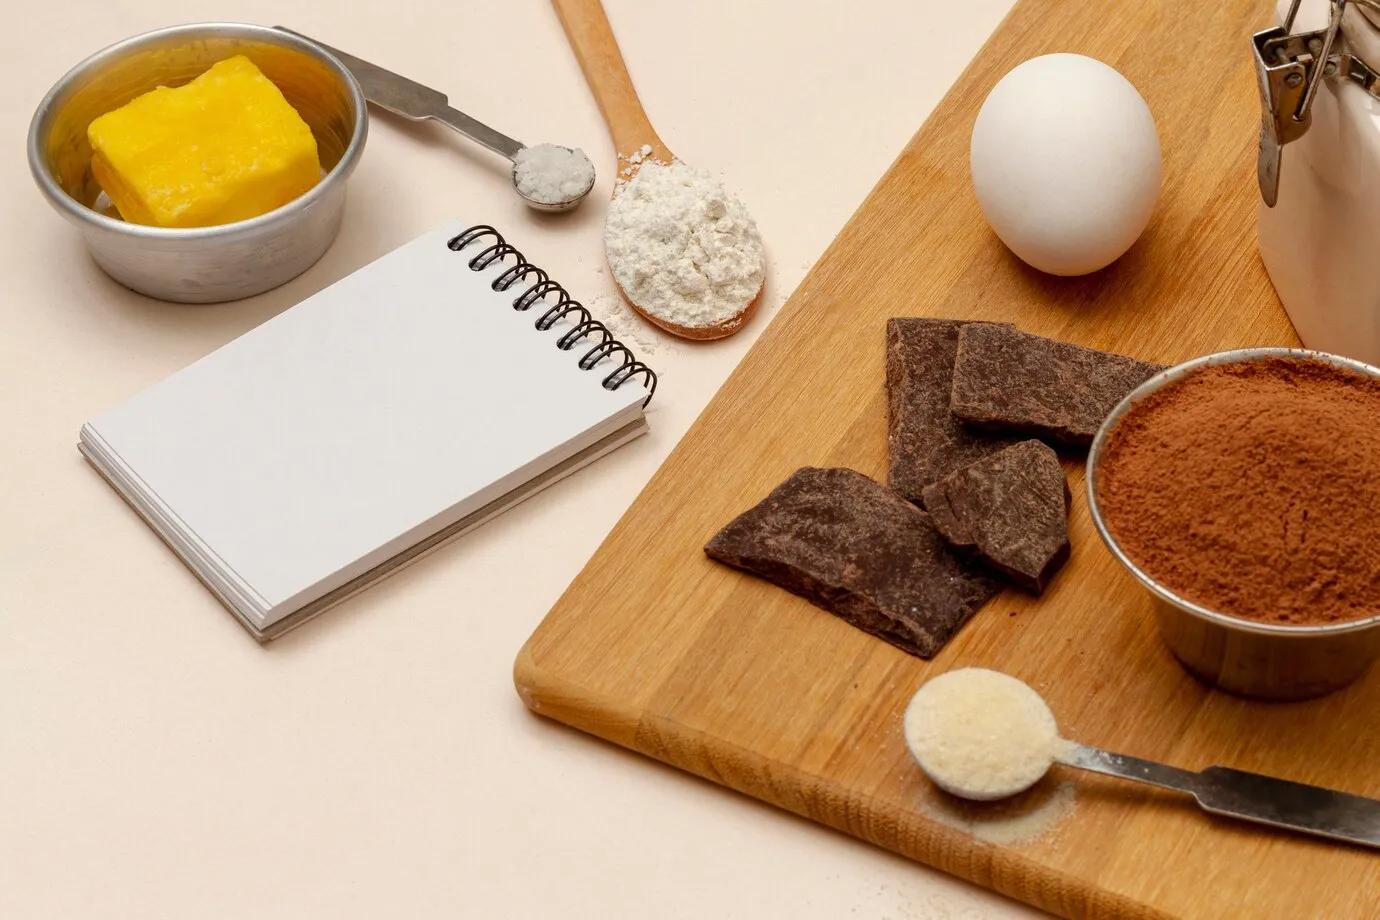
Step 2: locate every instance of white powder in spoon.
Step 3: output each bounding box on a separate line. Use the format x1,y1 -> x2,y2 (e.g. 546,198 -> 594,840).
904,668 -> 1070,801
513,144 -> 595,205
604,160 -> 765,330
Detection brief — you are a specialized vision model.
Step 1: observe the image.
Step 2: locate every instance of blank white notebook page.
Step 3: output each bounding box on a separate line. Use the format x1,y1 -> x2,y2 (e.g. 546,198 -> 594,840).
84,220 -> 648,620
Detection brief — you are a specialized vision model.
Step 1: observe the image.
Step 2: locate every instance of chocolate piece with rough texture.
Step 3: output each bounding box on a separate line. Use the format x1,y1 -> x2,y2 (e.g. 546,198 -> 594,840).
704,466 -> 1001,658
950,324 -> 1166,447
886,318 -> 1021,502
921,440 -> 1072,593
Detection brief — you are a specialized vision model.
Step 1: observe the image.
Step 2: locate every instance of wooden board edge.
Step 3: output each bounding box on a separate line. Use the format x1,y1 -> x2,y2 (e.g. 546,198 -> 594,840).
510,2 -> 1269,914
635,714 -> 1178,920
514,640 -> 1174,920
513,640 -> 643,750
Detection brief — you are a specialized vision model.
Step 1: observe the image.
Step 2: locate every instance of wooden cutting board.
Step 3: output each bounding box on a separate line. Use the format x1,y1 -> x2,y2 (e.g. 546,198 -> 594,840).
515,0 -> 1380,916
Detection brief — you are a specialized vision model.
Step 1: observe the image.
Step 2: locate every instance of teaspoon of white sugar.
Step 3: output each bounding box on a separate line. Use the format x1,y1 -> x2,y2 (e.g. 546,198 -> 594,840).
903,668 -> 1072,801
906,669 -> 1380,849
511,143 -> 597,212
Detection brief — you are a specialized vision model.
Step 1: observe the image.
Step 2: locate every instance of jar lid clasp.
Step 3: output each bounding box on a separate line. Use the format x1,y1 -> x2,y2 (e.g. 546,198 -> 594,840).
1254,0 -> 1380,206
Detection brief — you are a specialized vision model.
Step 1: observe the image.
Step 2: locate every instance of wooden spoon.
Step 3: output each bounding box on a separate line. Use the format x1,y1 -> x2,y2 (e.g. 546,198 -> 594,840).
551,0 -> 762,341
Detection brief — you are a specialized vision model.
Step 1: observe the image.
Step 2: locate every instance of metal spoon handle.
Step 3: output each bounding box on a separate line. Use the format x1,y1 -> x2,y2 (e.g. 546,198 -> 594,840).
275,27 -> 524,160
1058,743 -> 1380,848
1059,743 -> 1202,793
426,105 -> 524,160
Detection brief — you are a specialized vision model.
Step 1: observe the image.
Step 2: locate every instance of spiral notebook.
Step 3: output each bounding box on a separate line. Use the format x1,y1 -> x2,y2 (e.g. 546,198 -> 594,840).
79,220 -> 657,640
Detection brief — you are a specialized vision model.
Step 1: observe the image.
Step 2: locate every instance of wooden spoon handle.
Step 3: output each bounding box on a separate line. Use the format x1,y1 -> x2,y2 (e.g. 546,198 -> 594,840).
550,0 -> 673,161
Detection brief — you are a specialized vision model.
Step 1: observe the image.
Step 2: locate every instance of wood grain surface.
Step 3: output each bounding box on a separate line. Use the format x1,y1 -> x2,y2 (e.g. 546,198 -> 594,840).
515,0 -> 1380,916
549,0 -> 673,163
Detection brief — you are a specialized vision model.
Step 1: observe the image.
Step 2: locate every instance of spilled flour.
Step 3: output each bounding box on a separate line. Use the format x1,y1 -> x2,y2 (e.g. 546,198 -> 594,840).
588,293 -> 669,358
921,779 -> 1077,847
618,143 -> 657,181
603,160 -> 765,331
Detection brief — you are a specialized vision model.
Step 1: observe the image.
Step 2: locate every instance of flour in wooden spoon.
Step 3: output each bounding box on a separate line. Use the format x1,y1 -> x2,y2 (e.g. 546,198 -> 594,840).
604,160 -> 765,329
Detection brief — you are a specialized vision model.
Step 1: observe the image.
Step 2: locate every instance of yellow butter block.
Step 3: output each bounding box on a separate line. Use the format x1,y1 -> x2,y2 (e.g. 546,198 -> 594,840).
87,56 -> 321,228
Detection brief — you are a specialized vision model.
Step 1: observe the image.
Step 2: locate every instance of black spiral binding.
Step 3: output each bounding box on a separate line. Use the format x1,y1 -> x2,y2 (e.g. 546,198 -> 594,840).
447,225 -> 658,407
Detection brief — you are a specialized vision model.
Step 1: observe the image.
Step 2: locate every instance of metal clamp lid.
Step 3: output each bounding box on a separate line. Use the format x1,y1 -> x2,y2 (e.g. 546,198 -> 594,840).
1255,0 -> 1380,205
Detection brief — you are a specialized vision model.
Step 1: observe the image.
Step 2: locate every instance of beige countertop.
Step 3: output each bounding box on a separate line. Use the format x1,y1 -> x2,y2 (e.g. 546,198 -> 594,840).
2,1 -> 1050,916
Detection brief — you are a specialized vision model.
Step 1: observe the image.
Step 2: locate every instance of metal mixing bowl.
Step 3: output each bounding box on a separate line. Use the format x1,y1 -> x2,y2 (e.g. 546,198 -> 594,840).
1087,347 -> 1380,700
27,22 -> 367,303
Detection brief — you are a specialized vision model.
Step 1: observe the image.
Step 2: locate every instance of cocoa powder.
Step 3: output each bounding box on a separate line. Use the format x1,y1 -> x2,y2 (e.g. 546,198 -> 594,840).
1095,356 -> 1380,625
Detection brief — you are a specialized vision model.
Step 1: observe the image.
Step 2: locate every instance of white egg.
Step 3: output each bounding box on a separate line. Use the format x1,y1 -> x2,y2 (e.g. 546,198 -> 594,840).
969,53 -> 1162,276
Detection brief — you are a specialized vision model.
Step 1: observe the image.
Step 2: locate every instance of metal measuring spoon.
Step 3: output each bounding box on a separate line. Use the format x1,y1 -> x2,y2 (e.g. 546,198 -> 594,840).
905,669 -> 1380,848
1055,743 -> 1380,848
276,28 -> 595,212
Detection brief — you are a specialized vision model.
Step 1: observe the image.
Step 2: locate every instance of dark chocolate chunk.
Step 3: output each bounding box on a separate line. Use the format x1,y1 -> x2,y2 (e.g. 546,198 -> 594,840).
704,467 -> 1001,658
886,319 -> 1021,503
949,324 -> 1166,447
921,440 -> 1072,593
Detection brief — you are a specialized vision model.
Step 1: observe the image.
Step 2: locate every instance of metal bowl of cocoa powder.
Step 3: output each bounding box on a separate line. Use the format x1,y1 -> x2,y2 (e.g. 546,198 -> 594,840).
1087,347 -> 1380,701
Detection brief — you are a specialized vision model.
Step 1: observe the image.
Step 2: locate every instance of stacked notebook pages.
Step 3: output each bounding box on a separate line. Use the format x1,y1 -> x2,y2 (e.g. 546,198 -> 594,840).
80,220 -> 656,640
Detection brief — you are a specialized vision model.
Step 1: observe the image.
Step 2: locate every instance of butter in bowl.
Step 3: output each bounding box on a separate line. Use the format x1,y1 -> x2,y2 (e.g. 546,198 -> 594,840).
27,22 -> 367,303
88,55 -> 324,229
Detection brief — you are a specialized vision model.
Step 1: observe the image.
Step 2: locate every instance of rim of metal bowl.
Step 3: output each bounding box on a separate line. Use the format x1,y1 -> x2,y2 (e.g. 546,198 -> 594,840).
1086,345 -> 1380,637
26,21 -> 367,240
